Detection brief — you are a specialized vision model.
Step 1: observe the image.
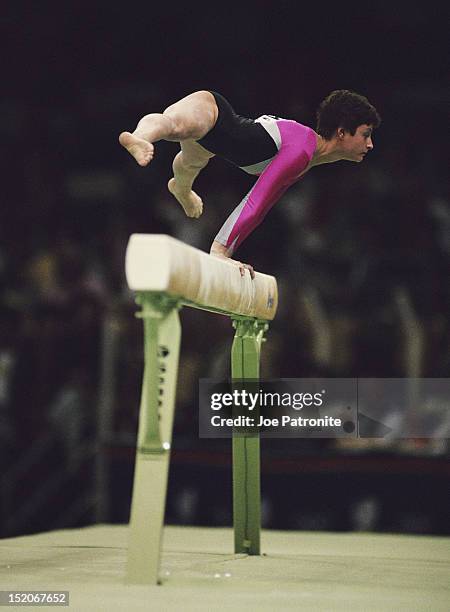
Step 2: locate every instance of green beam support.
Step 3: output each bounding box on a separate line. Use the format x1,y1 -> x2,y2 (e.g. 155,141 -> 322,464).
127,292 -> 181,585
126,291 -> 270,584
231,317 -> 268,555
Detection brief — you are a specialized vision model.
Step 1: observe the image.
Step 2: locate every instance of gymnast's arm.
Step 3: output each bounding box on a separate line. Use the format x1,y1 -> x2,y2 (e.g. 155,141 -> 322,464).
210,147 -> 305,274
210,241 -> 256,279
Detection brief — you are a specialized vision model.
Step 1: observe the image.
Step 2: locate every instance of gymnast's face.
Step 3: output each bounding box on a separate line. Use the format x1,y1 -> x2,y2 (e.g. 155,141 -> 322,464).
338,124 -> 374,162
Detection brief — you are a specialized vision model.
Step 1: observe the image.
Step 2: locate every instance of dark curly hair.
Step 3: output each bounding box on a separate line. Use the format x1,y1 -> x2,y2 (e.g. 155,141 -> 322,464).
316,90 -> 381,140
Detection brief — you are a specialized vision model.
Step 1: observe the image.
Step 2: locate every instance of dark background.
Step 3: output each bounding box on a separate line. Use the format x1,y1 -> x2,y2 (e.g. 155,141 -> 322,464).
1,2 -> 448,537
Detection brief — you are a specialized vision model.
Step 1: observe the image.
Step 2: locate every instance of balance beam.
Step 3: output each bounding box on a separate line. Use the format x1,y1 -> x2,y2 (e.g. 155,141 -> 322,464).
124,234 -> 278,584
125,234 -> 278,320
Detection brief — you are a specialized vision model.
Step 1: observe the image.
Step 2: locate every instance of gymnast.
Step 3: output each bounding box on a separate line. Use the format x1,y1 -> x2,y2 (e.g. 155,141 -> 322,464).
119,90 -> 381,278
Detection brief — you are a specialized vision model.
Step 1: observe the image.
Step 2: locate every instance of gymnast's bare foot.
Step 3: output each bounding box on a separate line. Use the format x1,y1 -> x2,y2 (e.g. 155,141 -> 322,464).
167,178 -> 203,218
119,132 -> 154,166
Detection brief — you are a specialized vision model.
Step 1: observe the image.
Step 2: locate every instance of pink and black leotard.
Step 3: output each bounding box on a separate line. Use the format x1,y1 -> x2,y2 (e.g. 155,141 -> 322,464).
197,91 -> 317,254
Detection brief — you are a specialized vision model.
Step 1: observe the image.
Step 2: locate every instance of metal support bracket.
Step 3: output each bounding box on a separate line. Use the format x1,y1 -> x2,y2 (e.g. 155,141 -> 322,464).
230,316 -> 269,555
127,292 -> 181,584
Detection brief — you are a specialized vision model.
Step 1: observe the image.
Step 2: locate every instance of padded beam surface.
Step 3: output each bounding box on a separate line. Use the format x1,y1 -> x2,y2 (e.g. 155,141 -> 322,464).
125,234 -> 278,320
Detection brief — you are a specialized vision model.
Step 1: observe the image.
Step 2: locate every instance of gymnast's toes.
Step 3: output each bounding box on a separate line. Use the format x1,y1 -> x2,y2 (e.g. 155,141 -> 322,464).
168,179 -> 203,218
119,132 -> 154,166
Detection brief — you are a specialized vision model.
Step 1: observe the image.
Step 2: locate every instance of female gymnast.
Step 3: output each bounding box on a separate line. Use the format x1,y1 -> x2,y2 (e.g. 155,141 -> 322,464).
119,90 -> 381,278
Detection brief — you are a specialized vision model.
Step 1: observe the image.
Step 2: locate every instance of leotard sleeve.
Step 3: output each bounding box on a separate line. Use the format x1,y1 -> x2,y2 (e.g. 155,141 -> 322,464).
215,121 -> 317,254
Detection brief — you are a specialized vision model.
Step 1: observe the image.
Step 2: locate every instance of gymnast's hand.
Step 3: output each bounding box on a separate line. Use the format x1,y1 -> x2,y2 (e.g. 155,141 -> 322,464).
210,241 -> 255,279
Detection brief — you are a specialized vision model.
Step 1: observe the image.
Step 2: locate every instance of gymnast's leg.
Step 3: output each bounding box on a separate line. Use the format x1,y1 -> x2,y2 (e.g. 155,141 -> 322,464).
119,90 -> 218,166
167,140 -> 215,218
